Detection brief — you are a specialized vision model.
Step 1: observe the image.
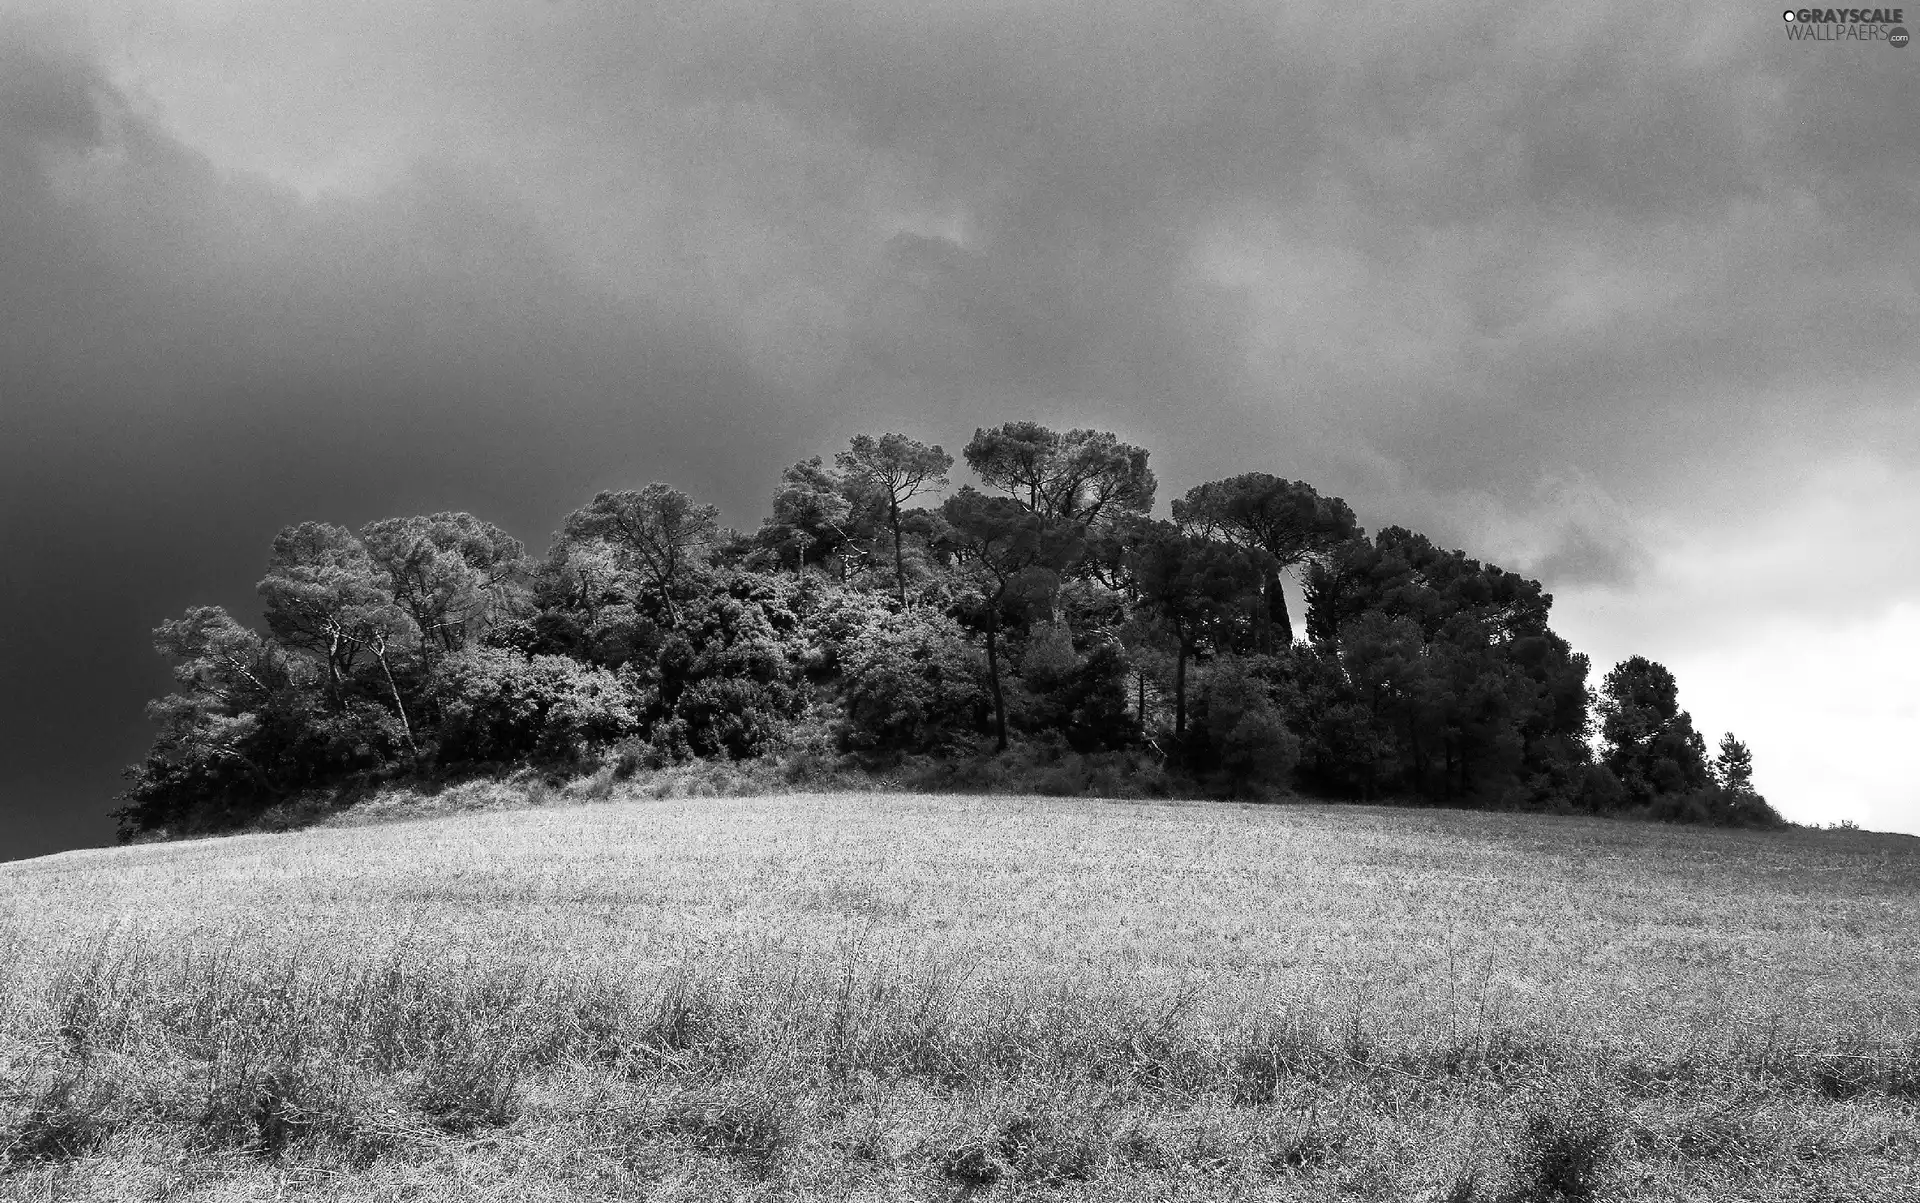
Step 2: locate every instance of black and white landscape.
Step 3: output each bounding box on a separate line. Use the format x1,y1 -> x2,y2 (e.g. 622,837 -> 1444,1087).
0,3 -> 1915,1199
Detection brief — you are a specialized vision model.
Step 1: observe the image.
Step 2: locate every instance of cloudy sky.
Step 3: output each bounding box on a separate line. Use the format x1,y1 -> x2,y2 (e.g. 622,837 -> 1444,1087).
2,0 -> 1915,859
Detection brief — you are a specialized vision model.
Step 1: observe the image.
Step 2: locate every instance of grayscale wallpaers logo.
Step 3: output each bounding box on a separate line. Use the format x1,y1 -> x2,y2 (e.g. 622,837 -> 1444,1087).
1783,8 -> 1910,44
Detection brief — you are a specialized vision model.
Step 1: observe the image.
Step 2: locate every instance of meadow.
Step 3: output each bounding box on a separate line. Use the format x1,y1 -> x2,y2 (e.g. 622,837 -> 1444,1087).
1,785 -> 1915,1200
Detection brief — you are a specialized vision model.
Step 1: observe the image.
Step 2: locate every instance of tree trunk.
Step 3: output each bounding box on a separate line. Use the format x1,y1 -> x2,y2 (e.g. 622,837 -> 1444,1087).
1174,636 -> 1188,739
1268,568 -> 1293,647
216,745 -> 282,798
985,607 -> 1007,752
325,629 -> 344,708
1409,723 -> 1423,799
890,498 -> 907,607
373,640 -> 421,759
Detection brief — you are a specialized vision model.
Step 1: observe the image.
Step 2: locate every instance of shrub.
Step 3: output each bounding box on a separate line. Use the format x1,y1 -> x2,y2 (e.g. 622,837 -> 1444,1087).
940,1140 -> 1011,1187
241,1068 -> 316,1159
1647,784 -> 1788,830
431,647 -> 641,764
1015,624 -> 1137,751
646,574 -> 810,759
793,582 -> 891,678
1572,764 -> 1627,815
674,676 -> 792,760
580,764 -> 616,800
838,608 -> 990,754
1187,657 -> 1298,796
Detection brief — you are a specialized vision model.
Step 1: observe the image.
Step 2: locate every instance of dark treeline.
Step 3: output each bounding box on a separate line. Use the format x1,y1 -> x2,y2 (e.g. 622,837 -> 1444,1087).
117,424 -> 1782,837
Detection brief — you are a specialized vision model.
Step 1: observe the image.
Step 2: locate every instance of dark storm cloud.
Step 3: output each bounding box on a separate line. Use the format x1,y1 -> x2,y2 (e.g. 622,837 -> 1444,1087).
576,0 -> 1917,534
2,0 -> 1916,852
0,22 -> 806,858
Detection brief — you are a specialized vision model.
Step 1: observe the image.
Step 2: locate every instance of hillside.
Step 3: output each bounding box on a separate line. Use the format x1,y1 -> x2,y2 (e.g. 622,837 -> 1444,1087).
2,792 -> 1915,1200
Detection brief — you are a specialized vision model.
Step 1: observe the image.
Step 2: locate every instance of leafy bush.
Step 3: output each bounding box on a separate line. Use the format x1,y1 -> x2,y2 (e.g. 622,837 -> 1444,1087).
1648,783 -> 1787,829
1572,764 -> 1628,815
1014,623 -> 1137,752
644,572 -> 809,759
1186,657 -> 1298,796
431,647 -> 641,765
838,608 -> 990,754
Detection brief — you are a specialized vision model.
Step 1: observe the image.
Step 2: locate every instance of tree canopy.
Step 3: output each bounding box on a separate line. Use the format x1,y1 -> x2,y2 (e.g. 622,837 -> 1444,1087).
560,485 -> 721,620
117,424 -> 1784,839
965,423 -> 1155,528
1598,656 -> 1711,808
937,486 -> 1082,750
1172,473 -> 1358,645
836,433 -> 952,604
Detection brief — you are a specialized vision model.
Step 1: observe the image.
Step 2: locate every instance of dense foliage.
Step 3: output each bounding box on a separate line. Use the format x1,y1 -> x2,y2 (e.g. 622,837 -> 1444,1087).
117,425 -> 1784,837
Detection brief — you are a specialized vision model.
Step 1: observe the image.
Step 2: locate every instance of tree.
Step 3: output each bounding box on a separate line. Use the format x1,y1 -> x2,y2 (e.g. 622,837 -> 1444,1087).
115,606 -> 394,836
1335,610 -> 1429,787
1703,732 -> 1785,827
1304,527 -> 1552,647
1127,523 -> 1263,741
1507,630 -> 1596,806
1597,656 -> 1710,810
1190,657 -> 1299,795
964,423 -> 1156,528
560,484 -> 721,621
1289,528 -> 1589,806
143,606 -> 303,798
257,523 -> 379,703
937,487 -> 1082,750
258,522 -> 421,756
755,456 -> 881,577
835,433 -> 952,605
359,512 -> 528,660
1172,474 -> 1358,646
1712,733 -> 1755,794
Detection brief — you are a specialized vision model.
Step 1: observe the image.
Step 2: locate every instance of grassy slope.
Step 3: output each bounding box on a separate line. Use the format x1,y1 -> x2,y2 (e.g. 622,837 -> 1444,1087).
1,790 -> 1916,1201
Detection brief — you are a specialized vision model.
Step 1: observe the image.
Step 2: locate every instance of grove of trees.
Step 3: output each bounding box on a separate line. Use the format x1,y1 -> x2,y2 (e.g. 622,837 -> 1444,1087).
116,424 -> 1784,837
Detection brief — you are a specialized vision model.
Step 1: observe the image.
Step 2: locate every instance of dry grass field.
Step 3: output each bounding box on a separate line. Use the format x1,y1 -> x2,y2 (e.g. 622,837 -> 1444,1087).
1,787 -> 1916,1201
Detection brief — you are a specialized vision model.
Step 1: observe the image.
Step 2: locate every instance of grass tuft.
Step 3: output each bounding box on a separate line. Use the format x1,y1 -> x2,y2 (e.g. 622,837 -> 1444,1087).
1264,1119 -> 1344,1173
992,1096 -> 1117,1184
1234,1017 -> 1339,1102
1788,1034 -> 1920,1100
3,1075 -> 116,1166
660,1084 -> 798,1178
1505,1104 -> 1612,1202
247,1068 -> 316,1159
940,1139 -> 1010,1188
410,1048 -> 520,1135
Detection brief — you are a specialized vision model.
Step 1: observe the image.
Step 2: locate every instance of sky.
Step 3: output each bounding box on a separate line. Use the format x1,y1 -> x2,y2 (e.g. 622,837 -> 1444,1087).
1,0 -> 1915,860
